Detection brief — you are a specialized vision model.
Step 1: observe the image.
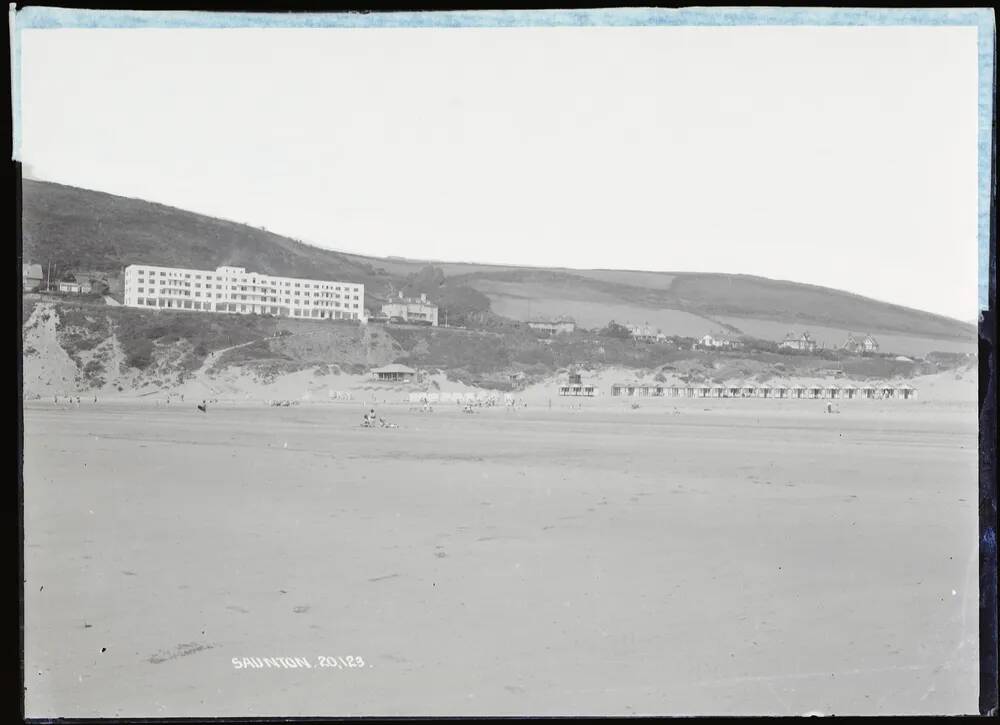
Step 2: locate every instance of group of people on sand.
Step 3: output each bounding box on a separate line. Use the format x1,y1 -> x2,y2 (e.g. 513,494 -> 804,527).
362,409 -> 397,428
53,395 -> 87,407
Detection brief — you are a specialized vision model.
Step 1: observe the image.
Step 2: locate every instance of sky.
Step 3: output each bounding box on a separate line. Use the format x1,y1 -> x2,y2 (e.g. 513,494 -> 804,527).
18,24 -> 981,321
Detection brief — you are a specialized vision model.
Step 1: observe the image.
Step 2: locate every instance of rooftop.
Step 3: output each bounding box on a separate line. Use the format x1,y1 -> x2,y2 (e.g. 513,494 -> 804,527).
371,363 -> 417,374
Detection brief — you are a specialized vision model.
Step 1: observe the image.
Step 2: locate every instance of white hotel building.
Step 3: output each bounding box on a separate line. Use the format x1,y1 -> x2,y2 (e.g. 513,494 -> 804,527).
123,264 -> 365,321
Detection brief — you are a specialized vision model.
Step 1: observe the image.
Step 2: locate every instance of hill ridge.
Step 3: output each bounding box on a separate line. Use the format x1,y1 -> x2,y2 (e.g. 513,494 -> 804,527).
21,178 -> 975,348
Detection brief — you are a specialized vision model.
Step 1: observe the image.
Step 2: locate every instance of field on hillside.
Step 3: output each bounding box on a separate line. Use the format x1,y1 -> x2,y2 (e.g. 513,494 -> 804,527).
23,399 -> 978,717
470,278 -> 715,334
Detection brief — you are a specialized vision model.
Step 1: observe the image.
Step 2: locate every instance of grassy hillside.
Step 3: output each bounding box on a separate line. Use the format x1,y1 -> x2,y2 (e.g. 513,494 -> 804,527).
22,179 -> 974,354
21,178 -> 391,293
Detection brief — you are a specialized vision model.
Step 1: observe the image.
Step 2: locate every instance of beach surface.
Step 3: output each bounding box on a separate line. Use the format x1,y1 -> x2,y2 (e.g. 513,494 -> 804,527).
22,395 -> 979,717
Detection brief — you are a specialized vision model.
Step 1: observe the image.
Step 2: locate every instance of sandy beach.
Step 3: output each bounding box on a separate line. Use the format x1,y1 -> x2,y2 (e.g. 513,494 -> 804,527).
22,393 -> 979,717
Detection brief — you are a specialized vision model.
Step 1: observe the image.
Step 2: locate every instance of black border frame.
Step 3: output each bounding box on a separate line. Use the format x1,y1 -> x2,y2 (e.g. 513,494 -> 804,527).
9,1 -> 999,720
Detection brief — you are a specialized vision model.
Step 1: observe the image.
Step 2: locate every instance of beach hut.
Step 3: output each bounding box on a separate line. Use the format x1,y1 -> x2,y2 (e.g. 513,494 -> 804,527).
860,385 -> 877,400
741,384 -> 756,398
709,384 -> 726,398
756,385 -> 770,398
726,384 -> 740,398
826,385 -> 841,399
840,385 -> 858,400
370,364 -> 417,383
771,385 -> 788,399
805,385 -> 823,399
896,384 -> 917,400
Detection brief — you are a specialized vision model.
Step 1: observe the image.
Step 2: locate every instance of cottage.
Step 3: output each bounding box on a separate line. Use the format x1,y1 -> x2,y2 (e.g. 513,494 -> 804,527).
628,323 -> 660,344
843,333 -> 880,354
22,263 -> 43,292
528,316 -> 575,335
370,364 -> 417,383
57,280 -> 86,294
699,332 -> 742,350
779,332 -> 817,352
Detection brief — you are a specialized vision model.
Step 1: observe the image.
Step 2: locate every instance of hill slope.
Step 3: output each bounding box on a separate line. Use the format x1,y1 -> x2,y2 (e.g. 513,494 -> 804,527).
21,179 -> 975,356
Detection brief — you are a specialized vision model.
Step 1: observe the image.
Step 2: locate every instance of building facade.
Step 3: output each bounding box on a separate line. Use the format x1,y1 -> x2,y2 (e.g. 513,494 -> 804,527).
123,264 -> 365,321
779,331 -> 817,352
528,318 -> 575,335
628,323 -> 664,343
22,263 -> 43,291
57,279 -> 89,294
370,364 -> 417,382
381,292 -> 439,326
843,333 -> 879,354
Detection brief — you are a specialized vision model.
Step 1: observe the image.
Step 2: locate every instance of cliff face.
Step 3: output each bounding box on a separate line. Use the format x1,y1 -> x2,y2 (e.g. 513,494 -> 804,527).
21,297 -> 974,402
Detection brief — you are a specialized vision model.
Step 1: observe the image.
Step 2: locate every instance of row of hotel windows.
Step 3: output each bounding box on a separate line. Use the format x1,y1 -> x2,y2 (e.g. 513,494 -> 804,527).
134,297 -> 359,318
133,270 -> 356,293
131,287 -> 358,307
130,283 -> 358,300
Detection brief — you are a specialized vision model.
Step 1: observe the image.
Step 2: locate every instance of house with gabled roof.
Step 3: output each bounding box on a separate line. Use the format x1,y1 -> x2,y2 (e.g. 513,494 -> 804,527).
779,331 -> 817,352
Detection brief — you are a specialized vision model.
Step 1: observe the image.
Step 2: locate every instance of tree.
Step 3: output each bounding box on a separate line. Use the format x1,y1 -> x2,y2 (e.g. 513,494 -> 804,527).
599,321 -> 632,339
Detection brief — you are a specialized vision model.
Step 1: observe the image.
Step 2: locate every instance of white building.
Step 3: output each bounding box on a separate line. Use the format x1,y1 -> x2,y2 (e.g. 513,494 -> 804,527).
381,292 -> 439,326
123,264 -> 365,321
528,316 -> 575,335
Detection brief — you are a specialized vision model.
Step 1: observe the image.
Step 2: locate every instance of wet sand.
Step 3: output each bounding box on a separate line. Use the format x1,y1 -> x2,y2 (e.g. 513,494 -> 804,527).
22,398 -> 979,717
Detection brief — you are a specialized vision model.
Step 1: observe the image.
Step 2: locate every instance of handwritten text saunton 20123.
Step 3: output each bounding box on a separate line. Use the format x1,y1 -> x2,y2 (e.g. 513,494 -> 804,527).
232,656 -> 368,669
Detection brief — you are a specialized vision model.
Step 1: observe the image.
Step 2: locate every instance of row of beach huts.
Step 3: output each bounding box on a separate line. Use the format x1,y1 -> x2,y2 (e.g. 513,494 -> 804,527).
607,382 -> 917,400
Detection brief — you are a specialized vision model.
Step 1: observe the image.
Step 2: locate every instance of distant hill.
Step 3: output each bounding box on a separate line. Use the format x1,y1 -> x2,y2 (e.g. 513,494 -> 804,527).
21,179 -> 976,356
21,178 -> 391,290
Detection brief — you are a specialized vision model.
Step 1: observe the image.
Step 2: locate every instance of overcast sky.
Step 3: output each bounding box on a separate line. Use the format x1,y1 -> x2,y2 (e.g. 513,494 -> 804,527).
19,24 -> 980,320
